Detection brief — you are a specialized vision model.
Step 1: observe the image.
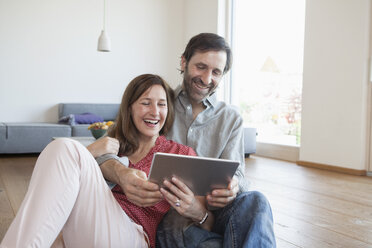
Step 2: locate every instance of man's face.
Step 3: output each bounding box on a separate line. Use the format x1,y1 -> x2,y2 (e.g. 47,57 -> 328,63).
181,50 -> 227,104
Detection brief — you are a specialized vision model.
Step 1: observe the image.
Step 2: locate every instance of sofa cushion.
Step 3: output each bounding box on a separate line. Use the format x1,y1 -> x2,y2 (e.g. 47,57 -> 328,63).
0,123 -> 71,153
59,103 -> 119,121
0,123 -> 6,140
71,124 -> 92,137
59,113 -> 104,125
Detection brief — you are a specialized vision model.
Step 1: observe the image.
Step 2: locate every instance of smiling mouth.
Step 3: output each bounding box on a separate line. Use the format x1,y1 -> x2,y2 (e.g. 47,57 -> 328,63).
195,83 -> 209,89
144,119 -> 159,125
193,79 -> 211,90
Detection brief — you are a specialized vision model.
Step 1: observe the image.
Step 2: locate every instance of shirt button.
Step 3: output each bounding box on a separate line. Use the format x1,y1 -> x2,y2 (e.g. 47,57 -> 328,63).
187,106 -> 191,110
190,128 -> 193,132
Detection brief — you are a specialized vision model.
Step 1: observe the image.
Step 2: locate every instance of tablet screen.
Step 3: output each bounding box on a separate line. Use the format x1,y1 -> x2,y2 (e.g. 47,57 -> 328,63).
148,152 -> 239,196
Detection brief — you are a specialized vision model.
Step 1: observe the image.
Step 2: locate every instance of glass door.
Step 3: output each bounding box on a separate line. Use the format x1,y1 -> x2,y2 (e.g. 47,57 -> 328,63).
231,0 -> 306,147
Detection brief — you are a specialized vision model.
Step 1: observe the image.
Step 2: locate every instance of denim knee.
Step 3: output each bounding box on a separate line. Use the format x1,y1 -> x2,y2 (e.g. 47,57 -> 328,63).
214,191 -> 271,219
241,191 -> 272,213
213,191 -> 275,248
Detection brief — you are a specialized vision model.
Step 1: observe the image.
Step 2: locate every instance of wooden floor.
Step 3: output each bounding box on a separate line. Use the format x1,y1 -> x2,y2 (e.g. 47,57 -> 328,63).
0,155 -> 371,247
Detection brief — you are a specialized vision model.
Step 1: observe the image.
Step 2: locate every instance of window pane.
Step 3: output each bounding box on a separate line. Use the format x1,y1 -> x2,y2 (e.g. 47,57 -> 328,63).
231,0 -> 305,146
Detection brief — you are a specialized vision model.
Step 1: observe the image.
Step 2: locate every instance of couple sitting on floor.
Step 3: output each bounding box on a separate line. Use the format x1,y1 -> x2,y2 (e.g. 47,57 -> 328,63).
1,33 -> 275,248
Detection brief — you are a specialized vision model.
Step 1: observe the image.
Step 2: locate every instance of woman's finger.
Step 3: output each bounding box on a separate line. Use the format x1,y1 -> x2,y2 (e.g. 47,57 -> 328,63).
163,179 -> 187,200
170,176 -> 194,195
160,188 -> 182,208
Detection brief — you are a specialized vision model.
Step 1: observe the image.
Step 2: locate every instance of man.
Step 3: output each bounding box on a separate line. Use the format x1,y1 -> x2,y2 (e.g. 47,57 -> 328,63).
156,33 -> 275,248
88,33 -> 276,247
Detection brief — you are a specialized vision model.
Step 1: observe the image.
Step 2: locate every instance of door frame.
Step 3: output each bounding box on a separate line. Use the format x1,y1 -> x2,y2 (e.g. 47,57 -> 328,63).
367,1 -> 372,176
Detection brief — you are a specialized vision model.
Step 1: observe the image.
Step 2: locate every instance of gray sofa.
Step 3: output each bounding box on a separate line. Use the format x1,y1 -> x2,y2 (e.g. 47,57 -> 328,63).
0,103 -> 120,154
59,103 -> 120,137
0,103 -> 256,155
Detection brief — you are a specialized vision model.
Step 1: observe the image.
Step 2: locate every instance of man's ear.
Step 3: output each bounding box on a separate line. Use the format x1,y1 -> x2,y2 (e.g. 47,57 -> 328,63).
180,56 -> 186,72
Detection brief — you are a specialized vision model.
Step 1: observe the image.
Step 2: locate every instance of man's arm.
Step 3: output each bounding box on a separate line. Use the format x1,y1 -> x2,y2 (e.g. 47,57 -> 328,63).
220,114 -> 249,192
95,154 -> 128,189
99,158 -> 163,207
87,136 -> 120,158
88,137 -> 163,207
207,113 -> 249,208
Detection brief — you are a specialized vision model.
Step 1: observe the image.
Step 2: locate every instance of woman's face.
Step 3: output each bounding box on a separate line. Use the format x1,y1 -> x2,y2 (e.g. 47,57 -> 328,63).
130,85 -> 168,141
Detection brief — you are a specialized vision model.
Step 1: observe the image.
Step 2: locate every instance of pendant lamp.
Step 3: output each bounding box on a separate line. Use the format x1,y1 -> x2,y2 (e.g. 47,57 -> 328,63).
97,0 -> 111,52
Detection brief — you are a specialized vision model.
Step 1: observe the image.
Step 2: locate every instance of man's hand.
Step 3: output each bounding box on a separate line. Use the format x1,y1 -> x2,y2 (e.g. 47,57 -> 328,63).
117,166 -> 163,207
87,136 -> 119,158
206,176 -> 239,208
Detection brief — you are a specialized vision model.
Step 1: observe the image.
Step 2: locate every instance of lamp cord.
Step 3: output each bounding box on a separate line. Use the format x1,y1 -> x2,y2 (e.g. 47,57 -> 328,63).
103,0 -> 106,30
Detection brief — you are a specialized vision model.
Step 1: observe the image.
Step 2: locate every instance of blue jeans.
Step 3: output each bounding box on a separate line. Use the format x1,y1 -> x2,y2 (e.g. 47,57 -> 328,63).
156,191 -> 276,248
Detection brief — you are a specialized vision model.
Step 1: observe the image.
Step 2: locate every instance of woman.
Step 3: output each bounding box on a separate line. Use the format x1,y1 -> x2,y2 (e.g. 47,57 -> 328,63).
1,74 -> 212,248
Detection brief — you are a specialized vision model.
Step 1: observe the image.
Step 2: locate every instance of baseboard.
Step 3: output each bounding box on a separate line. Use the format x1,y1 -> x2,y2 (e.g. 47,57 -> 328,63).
256,142 -> 299,162
296,160 -> 367,176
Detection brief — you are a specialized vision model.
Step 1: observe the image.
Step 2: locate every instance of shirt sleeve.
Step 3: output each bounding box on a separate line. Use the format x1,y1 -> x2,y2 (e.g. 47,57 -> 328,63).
95,154 -> 129,189
96,153 -> 129,167
220,114 -> 250,193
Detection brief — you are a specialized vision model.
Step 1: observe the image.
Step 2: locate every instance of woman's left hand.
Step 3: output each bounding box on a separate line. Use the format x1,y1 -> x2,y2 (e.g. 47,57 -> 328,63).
160,177 -> 206,222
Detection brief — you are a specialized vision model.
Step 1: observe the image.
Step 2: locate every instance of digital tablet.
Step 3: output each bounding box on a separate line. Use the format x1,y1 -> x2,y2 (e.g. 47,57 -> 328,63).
148,152 -> 239,196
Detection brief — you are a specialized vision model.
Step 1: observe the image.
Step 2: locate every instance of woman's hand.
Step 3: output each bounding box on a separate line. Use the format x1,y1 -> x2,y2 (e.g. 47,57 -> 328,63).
160,177 -> 213,230
87,136 -> 119,158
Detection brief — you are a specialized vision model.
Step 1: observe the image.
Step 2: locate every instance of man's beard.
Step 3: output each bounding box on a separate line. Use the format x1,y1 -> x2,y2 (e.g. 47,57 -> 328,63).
183,68 -> 217,104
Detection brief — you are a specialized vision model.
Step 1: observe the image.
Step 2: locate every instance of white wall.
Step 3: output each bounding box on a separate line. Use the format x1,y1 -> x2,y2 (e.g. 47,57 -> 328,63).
183,0 -> 219,45
0,0 -> 185,122
2,0 -> 369,171
300,0 -> 370,170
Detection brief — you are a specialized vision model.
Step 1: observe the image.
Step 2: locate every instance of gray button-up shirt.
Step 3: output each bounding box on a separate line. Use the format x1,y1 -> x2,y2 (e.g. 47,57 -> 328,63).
167,86 -> 249,192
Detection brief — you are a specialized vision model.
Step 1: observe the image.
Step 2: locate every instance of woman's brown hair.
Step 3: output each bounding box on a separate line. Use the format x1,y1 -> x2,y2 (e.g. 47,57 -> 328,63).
108,74 -> 175,156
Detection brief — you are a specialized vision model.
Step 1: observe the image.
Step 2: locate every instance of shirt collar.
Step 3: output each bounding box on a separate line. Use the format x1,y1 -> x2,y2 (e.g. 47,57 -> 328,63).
175,85 -> 217,108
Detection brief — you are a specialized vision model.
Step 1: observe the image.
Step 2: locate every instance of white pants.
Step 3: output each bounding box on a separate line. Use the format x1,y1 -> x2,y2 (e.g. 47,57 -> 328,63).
0,138 -> 148,248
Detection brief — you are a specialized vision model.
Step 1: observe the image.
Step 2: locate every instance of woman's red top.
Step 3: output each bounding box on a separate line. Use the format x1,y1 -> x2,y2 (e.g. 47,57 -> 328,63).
111,136 -> 196,247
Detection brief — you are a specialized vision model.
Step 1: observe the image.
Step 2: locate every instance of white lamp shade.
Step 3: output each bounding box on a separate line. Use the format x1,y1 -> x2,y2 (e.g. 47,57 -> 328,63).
97,30 -> 111,52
